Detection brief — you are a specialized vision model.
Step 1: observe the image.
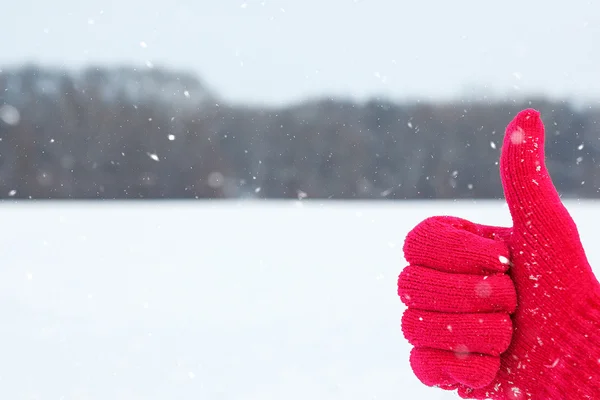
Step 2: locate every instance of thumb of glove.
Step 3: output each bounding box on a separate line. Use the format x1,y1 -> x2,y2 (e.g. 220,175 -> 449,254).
500,108 -> 584,250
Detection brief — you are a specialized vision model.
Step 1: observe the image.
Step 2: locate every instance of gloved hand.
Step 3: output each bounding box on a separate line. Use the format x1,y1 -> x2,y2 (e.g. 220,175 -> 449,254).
397,109 -> 600,399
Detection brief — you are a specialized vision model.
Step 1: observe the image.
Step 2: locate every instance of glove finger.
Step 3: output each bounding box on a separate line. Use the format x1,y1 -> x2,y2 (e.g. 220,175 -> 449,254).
398,265 -> 517,313
402,309 -> 513,356
403,216 -> 511,275
500,109 -> 576,239
500,109 -> 589,277
410,347 -> 500,389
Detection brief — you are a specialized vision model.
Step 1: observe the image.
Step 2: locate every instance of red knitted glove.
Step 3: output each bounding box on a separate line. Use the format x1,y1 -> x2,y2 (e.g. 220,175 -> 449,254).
398,109 -> 600,399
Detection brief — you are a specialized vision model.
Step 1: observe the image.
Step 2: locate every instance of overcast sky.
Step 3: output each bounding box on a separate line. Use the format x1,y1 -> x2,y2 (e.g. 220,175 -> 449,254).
2,0 -> 599,106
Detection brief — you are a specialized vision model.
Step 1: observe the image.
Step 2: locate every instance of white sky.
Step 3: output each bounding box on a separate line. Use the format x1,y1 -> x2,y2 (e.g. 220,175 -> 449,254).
2,0 -> 600,106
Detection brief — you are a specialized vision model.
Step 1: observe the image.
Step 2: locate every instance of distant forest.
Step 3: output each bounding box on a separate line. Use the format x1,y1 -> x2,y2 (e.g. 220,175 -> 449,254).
0,65 -> 599,200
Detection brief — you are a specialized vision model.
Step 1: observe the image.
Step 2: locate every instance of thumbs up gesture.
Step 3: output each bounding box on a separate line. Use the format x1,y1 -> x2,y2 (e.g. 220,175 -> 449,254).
398,109 -> 600,399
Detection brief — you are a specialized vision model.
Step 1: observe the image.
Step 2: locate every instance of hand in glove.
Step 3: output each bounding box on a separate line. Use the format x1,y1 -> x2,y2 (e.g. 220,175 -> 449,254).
398,109 -> 600,399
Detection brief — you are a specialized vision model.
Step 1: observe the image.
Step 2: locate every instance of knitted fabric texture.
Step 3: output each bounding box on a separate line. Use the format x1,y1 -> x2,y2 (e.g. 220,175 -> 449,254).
398,109 -> 600,399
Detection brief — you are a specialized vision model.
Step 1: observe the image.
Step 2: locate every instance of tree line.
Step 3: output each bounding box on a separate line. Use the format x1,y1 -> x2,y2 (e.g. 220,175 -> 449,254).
0,65 -> 599,200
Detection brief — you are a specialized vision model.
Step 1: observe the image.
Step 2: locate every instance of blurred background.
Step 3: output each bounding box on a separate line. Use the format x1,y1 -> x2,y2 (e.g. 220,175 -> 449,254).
2,0 -> 599,201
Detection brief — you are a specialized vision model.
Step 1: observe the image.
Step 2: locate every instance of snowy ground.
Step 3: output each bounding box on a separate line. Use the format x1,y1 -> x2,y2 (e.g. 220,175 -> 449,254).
1,199 -> 598,400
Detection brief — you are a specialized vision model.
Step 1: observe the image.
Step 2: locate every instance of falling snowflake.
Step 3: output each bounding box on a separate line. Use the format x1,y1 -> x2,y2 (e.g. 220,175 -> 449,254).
0,104 -> 21,126
147,153 -> 160,161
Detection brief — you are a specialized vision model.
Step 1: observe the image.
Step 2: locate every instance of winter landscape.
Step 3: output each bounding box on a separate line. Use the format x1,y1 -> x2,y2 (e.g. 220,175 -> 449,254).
3,0 -> 600,398
0,199 -> 597,399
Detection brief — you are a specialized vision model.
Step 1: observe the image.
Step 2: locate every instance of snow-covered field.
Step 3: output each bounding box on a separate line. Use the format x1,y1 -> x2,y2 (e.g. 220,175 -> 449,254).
1,200 -> 598,400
